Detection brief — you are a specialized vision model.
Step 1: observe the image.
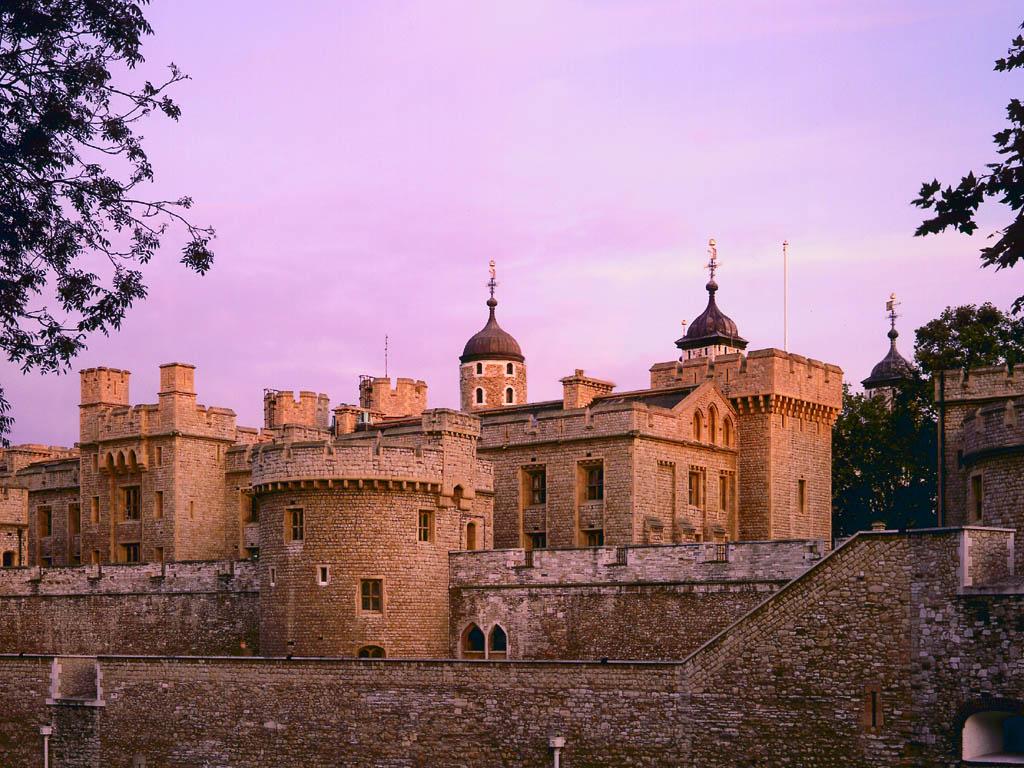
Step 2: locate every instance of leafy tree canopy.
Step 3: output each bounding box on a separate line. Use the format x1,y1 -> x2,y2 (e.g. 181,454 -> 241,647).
912,22 -> 1024,313
0,0 -> 214,442
914,303 -> 1024,373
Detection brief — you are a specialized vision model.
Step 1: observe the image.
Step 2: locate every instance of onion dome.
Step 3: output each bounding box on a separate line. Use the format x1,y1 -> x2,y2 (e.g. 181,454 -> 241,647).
675,277 -> 748,354
460,296 -> 524,364
862,326 -> 915,391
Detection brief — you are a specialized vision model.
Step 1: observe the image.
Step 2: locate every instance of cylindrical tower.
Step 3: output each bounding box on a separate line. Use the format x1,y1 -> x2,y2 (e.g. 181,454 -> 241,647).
459,262 -> 526,411
253,432 -> 474,659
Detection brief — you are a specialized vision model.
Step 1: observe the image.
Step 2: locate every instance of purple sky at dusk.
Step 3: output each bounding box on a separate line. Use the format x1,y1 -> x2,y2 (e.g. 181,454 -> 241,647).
4,0 -> 1023,446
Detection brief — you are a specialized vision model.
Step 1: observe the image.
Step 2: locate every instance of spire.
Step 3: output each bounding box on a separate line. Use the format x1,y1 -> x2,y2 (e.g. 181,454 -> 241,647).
676,238 -> 747,359
862,292 -> 915,392
460,259 -> 524,364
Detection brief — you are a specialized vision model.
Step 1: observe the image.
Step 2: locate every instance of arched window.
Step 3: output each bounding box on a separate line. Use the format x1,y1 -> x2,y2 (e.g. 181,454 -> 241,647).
475,362 -> 483,375
1,551 -> 13,567
723,417 -> 735,447
488,625 -> 508,659
963,711 -> 1024,762
692,410 -> 704,442
461,624 -> 486,659
475,388 -> 484,405
357,645 -> 386,658
128,449 -> 138,470
708,406 -> 718,445
506,362 -> 514,375
116,450 -> 126,470
466,522 -> 477,550
505,387 -> 514,404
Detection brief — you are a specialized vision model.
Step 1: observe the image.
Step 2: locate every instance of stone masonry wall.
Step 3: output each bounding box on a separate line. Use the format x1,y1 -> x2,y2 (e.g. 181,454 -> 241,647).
0,561 -> 257,656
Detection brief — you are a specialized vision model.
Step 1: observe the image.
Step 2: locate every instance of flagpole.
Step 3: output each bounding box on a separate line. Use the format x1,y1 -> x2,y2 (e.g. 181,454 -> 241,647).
783,240 -> 789,352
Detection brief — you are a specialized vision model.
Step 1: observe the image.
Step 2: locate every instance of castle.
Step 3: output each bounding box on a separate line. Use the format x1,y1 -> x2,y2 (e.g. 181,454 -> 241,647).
0,252 -> 1022,766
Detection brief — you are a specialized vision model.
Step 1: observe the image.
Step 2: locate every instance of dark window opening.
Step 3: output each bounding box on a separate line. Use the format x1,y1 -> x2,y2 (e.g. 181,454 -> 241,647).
287,508 -> 304,542
528,532 -> 547,550
361,578 -> 383,612
121,542 -> 141,563
489,625 -> 508,659
358,645 -> 385,658
122,486 -> 141,521
528,469 -> 546,505
586,466 -> 604,501
586,530 -> 604,547
462,624 -> 485,658
475,387 -> 484,404
505,387 -> 514,404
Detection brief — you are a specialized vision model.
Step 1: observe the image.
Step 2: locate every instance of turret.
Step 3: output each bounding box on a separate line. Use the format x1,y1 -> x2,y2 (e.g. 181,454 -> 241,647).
675,239 -> 748,361
459,261 -> 527,411
861,293 -> 915,406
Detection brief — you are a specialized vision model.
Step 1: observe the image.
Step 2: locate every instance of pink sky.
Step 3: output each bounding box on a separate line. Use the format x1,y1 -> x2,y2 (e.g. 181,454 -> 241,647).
4,0 -> 1022,445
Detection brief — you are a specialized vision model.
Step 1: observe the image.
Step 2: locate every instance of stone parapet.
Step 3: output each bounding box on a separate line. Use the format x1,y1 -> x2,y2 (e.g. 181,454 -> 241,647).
961,396 -> 1024,462
450,539 -> 824,587
938,364 -> 1024,404
0,559 -> 257,596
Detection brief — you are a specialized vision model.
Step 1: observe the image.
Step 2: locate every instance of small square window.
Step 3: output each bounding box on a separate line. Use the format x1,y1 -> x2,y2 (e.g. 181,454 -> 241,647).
417,510 -> 433,543
360,579 -> 383,612
317,565 -> 330,586
585,529 -> 604,547
528,531 -> 547,550
122,542 -> 141,563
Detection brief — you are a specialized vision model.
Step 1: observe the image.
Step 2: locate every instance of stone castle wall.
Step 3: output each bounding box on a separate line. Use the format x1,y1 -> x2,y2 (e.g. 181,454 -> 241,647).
460,359 -> 527,411
450,540 -> 823,660
0,561 -> 257,656
1,528 -> 1019,767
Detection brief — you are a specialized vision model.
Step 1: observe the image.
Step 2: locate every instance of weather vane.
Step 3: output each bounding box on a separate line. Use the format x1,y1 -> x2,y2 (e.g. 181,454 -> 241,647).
886,292 -> 900,330
705,238 -> 719,281
488,259 -> 497,300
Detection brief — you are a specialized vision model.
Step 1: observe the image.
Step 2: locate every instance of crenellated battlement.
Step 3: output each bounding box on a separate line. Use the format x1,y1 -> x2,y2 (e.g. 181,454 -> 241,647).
420,408 -> 481,439
938,364 -> 1024,404
359,376 -> 428,419
651,348 -> 842,418
15,458 -> 79,492
263,389 -> 331,430
962,396 -> 1024,461
250,439 -> 445,491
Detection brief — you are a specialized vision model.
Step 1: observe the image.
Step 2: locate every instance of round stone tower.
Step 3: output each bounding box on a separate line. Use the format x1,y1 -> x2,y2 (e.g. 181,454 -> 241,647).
459,261 -> 526,411
253,410 -> 488,659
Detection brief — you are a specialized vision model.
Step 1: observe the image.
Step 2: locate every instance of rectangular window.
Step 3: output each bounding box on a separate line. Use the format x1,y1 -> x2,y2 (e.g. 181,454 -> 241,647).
585,465 -> 604,501
189,500 -> 195,520
798,479 -> 807,516
68,503 -> 81,537
360,578 -> 383,612
863,687 -> 884,729
317,565 -> 330,586
971,475 -> 983,522
528,469 -> 546,505
92,454 -> 98,472
417,510 -> 433,542
245,495 -> 257,523
121,542 -> 140,563
38,506 -> 52,537
287,508 -> 304,542
586,529 -> 604,547
154,491 -> 163,519
91,496 -> 99,524
154,546 -> 164,563
269,566 -> 277,587
528,531 -> 547,550
156,446 -> 163,466
91,549 -> 100,565
720,473 -> 729,512
122,486 -> 141,521
688,469 -> 704,507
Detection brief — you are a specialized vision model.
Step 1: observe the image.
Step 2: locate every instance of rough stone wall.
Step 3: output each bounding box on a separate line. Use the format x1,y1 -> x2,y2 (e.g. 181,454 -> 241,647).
263,390 -> 330,430
450,541 -> 823,660
0,561 -> 257,656
460,359 -> 527,411
0,656 -> 52,768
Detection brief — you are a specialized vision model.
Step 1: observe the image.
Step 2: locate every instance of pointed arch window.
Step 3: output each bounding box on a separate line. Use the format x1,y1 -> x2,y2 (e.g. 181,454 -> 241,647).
723,416 -> 735,447
708,406 -> 718,445
461,623 -> 486,659
488,625 -> 508,659
692,410 -> 704,442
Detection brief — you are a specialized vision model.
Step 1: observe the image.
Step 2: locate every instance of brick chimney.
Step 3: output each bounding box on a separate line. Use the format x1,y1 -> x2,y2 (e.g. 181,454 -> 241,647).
560,370 -> 615,410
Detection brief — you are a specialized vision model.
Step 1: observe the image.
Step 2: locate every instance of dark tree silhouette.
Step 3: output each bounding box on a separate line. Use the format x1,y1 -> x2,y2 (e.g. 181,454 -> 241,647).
0,0 -> 214,442
912,22 -> 1024,313
832,302 -> 1022,538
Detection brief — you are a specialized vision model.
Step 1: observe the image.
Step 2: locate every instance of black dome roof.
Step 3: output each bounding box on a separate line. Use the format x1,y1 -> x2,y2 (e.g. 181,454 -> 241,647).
675,279 -> 748,352
862,328 -> 915,390
460,298 -> 524,364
